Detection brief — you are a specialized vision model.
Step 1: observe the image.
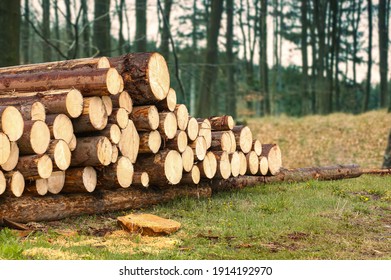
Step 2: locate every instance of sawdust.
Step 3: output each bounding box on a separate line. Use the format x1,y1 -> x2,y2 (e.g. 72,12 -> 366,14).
22,247 -> 83,260
247,110 -> 391,169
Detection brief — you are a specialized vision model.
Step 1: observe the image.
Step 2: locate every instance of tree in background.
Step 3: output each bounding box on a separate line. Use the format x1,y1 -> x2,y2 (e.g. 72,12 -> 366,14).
94,0 -> 111,57
0,0 -> 20,67
135,0 -> 147,52
379,0 -> 389,109
196,0 -> 224,117
226,0 -> 236,118
160,0 -> 173,60
259,0 -> 269,115
42,0 -> 51,62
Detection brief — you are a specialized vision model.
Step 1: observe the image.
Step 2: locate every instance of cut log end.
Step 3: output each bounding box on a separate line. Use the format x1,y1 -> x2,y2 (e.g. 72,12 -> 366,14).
253,139 -> 263,156
0,132 -> 11,165
164,150 -> 183,185
238,126 -> 253,153
1,141 -> 18,171
106,68 -> 123,95
53,140 -> 71,171
148,53 -> 170,101
109,124 -> 122,144
66,89 -> 84,118
30,120 -> 51,155
31,102 -> 46,121
192,136 -> 207,161
175,104 -> 189,131
118,120 -> 139,163
198,119 -> 212,149
148,130 -> 162,153
181,145 -> 194,173
262,144 -> 282,175
116,156 -> 134,188
102,96 -> 113,116
238,151 -> 247,176
97,137 -> 113,166
97,57 -> 111,69
69,134 -> 77,151
115,108 -> 130,129
47,171 -> 65,194
166,88 -> 177,111
89,97 -> 108,130
117,91 -> 133,113
0,171 -> 6,195
187,117 -> 199,142
246,151 -> 259,175
198,151 -> 217,179
216,152 -> 231,179
10,171 -> 25,198
259,156 -> 269,175
35,178 -> 49,196
230,152 -> 241,177
37,155 -> 53,179
161,112 -> 177,139
52,114 -> 74,143
82,166 -> 97,193
2,106 -> 24,141
133,171 -> 149,188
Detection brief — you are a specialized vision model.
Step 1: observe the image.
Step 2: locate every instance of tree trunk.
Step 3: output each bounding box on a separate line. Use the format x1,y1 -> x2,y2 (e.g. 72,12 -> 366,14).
363,0 -> 372,112
81,0 -> 91,57
379,0 -> 388,108
135,0 -> 147,52
42,0 -> 51,62
259,0 -> 270,115
196,0 -> 224,117
226,0 -> 236,118
301,0 -> 310,115
93,0 -> 111,56
160,0 -> 172,60
0,0 -> 20,67
22,0 -> 30,64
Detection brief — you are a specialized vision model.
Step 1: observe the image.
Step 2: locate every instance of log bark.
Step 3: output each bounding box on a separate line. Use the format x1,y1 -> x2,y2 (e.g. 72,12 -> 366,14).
0,184 -> 211,224
72,97 -> 108,132
71,136 -> 113,167
210,165 -> 363,192
16,154 -> 53,179
109,52 -> 170,104
232,125 -> 253,153
46,114 -> 74,144
63,166 -> 97,193
77,124 -> 121,145
0,106 -> 24,141
156,87 -> 176,112
0,132 -> 11,165
130,105 -> 159,131
174,104 -> 189,131
17,120 -> 50,155
138,130 -> 162,154
208,115 -> 234,130
0,68 -> 123,96
118,120 -> 139,163
162,130 -> 188,153
158,112 -> 177,139
186,117 -> 199,141
96,156 -> 134,189
0,103 -> 45,122
261,143 -> 282,175
135,150 -> 182,185
111,91 -> 133,113
0,56 -> 111,74
107,107 -> 129,129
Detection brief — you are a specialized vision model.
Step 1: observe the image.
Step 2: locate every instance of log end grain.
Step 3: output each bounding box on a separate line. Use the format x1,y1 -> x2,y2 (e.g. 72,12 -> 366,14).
82,166 -> 97,193
102,96 -> 113,116
238,126 -> 253,153
175,104 -> 189,131
68,134 -> 77,151
148,130 -> 162,154
199,151 -> 217,179
263,144 -> 282,175
253,139 -> 263,156
187,117 -> 199,142
164,150 -> 183,185
66,89 -> 84,118
89,97 -> 108,130
166,88 -> 177,111
2,106 -> 24,141
118,120 -> 139,163
148,106 -> 160,130
117,156 -> 134,188
53,140 -> 71,171
193,136 -> 207,161
181,145 -> 194,173
216,151 -> 231,180
30,120 -> 51,155
37,154 -> 53,179
1,141 -> 18,171
230,151 -> 241,177
148,53 -> 170,101
259,156 -> 269,175
53,114 -> 74,143
246,151 -> 259,175
238,151 -> 247,176
109,124 -> 122,145
162,112 -> 177,140
31,101 -> 46,121
97,136 -> 113,166
47,171 -> 65,194
35,178 -> 49,196
106,68 -> 123,95
0,171 -> 5,195
0,132 -> 11,165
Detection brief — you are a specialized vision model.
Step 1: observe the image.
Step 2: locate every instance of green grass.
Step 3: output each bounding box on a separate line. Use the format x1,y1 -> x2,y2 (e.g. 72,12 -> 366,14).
1,174 -> 390,260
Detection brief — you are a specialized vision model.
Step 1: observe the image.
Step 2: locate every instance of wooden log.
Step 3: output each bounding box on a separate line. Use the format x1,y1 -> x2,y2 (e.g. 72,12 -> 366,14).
28,178 -> 48,196
181,165 -> 200,185
4,171 -> 25,197
132,172 -> 149,188
259,156 -> 269,176
47,171 -> 66,194
46,114 -> 74,144
0,184 -> 211,225
0,106 -> 24,141
96,156 -> 134,189
72,96 -> 108,132
118,120 -> 139,163
261,144 -> 282,175
229,151 -> 240,177
1,141 -> 18,171
198,119 -> 212,149
62,166 -> 97,193
130,105 -> 159,131
78,123 -> 121,145
0,68 -> 123,96
189,136 -> 207,161
210,131 -> 233,152
174,104 -> 189,131
246,151 -> 259,175
16,154 -> 53,179
181,146 -> 195,173
17,120 -> 50,155
253,139 -> 262,156
111,144 -> 119,163
68,134 -> 77,151
110,52 -> 170,104
158,112 -> 177,139
213,151 -> 232,179
0,171 -> 5,195
155,88 -> 176,112
238,151 -> 247,176
111,91 -> 133,113
162,130 -> 188,153
47,140 -> 71,171
210,165 -> 363,192
0,132 -> 11,165
101,95 -> 113,116
138,130 -> 162,154
0,103 -> 45,122
186,117 -> 199,142
0,56 -> 111,74
208,115 -> 234,130
71,136 -> 113,167
135,150 -> 182,185
107,107 -> 129,129
197,151 -> 217,179
232,125 -> 253,153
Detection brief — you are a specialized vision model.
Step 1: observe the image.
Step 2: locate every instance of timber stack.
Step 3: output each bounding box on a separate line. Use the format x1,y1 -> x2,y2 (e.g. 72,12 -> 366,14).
0,52 -> 283,224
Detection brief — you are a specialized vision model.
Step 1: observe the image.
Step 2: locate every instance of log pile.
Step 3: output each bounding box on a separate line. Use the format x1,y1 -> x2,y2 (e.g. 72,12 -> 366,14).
0,52 -> 284,224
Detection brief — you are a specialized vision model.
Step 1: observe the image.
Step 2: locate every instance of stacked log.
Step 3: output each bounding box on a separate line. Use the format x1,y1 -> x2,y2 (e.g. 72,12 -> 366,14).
0,52 -> 284,224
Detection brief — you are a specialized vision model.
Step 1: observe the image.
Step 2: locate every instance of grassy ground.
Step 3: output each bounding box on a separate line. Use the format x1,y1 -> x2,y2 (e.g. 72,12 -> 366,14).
1,111 -> 391,260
